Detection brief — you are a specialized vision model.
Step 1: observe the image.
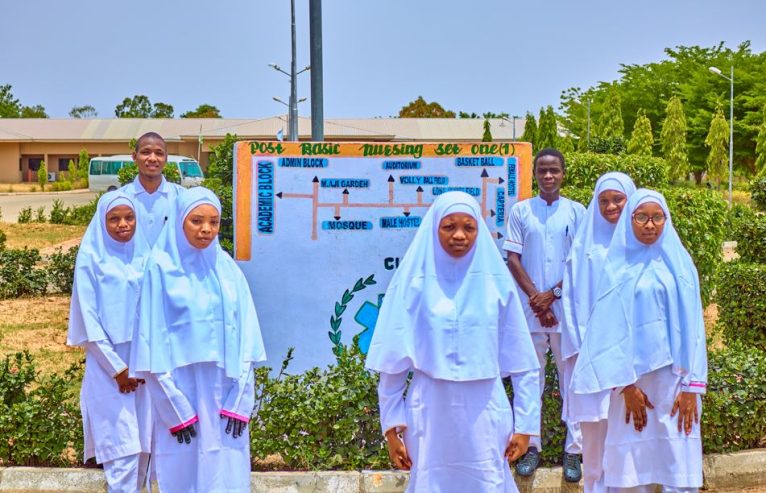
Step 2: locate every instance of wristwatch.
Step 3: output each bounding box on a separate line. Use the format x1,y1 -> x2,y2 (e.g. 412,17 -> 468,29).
552,286 -> 562,299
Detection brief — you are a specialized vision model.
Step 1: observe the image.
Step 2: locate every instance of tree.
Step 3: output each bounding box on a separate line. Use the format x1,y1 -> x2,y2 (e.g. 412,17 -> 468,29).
37,161 -> 48,191
181,104 -> 222,118
115,95 -> 174,118
755,106 -> 766,175
69,105 -> 98,118
627,109 -> 654,156
705,104 -> 730,185
597,84 -> 624,139
115,95 -> 153,118
398,96 -> 456,118
0,84 -> 21,117
661,96 -> 690,182
152,102 -> 174,118
521,112 -> 538,148
77,149 -> 90,183
559,134 -> 576,154
20,105 -> 48,118
536,106 -> 559,150
482,119 -> 492,142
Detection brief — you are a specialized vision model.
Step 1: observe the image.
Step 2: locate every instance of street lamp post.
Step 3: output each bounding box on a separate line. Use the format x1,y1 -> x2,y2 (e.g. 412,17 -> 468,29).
709,65 -> 734,208
269,63 -> 310,141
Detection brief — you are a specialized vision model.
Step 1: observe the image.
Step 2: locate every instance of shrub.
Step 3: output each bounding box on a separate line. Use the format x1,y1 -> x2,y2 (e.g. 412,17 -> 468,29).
560,186 -> 726,306
49,181 -> 72,192
17,207 -> 32,224
0,352 -> 84,466
716,262 -> 766,351
564,152 -> 668,189
585,136 -> 626,155
34,206 -> 46,223
751,175 -> 766,212
37,161 -> 47,191
251,344 -> 389,470
61,194 -> 101,226
47,246 -> 78,294
662,187 -> 727,306
0,230 -> 5,250
0,248 -> 48,298
49,199 -> 67,224
729,209 -> 766,264
702,342 -> 766,453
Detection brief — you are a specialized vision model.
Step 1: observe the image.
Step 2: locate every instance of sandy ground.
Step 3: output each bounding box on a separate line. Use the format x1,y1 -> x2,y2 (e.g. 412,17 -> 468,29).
0,295 -> 83,375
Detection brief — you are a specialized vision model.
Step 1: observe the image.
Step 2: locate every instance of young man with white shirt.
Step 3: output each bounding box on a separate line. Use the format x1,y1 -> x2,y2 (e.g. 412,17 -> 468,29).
121,132 -> 185,247
503,148 -> 585,482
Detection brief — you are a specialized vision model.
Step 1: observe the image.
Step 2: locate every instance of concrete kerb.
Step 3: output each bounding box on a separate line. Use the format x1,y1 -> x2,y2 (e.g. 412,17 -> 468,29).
0,449 -> 764,492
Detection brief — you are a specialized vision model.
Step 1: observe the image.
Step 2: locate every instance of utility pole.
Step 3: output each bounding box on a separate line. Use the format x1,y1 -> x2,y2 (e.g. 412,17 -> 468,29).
289,0 -> 298,141
309,0 -> 324,141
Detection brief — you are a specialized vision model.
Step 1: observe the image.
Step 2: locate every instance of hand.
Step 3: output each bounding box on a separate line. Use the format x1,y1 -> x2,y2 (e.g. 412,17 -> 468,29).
529,290 -> 555,314
385,428 -> 412,471
222,415 -> 247,438
505,433 -> 530,462
537,309 -> 559,328
172,423 -> 197,444
115,369 -> 139,393
671,392 -> 699,435
622,384 -> 654,432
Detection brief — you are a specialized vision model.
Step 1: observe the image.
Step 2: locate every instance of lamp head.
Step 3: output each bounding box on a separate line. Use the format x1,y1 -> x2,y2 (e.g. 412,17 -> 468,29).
709,66 -> 722,76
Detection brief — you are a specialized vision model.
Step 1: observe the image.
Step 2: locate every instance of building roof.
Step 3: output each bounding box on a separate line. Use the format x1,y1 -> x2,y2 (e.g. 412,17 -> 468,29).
0,116 -> 526,143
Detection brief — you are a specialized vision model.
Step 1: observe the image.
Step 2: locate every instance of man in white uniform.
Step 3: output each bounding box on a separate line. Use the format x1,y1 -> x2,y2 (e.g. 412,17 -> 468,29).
503,148 -> 585,482
121,132 -> 185,247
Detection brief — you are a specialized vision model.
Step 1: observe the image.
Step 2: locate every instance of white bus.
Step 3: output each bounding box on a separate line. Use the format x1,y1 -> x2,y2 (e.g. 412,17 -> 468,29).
88,155 -> 205,192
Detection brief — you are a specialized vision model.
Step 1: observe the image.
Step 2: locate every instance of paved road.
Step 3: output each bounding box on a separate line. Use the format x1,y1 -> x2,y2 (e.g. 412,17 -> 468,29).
0,191 -> 97,222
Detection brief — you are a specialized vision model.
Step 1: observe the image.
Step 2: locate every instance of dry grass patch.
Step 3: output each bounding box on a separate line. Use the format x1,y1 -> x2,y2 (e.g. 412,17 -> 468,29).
0,295 -> 83,375
0,222 -> 86,251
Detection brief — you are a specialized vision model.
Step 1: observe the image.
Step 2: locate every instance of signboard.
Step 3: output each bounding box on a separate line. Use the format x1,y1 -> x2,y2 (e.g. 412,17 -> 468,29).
234,141 -> 532,372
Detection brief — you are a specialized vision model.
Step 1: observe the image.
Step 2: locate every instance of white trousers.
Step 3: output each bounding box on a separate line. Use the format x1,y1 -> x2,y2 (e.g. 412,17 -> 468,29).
608,486 -> 698,492
581,420 -> 607,493
530,332 -> 582,453
102,452 -> 150,493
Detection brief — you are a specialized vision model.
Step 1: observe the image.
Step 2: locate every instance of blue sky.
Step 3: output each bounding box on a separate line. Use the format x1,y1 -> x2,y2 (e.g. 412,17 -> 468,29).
2,0 -> 764,119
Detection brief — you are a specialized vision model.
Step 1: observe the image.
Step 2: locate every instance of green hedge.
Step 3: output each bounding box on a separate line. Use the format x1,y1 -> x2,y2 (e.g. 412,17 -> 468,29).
751,175 -> 766,212
1,344 -> 765,469
716,262 -> 766,351
564,152 -> 669,189
0,246 -> 79,299
728,206 -> 766,264
561,186 -> 726,306
702,341 -> 766,452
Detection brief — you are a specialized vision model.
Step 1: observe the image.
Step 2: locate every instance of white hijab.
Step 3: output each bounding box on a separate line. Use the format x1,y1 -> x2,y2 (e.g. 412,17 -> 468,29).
561,172 -> 636,360
130,187 -> 266,378
365,191 -> 539,381
571,189 -> 707,394
67,191 -> 150,346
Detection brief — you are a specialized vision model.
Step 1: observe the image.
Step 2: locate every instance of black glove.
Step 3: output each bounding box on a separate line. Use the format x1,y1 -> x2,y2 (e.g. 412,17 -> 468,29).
172,423 -> 197,444
223,416 -> 247,439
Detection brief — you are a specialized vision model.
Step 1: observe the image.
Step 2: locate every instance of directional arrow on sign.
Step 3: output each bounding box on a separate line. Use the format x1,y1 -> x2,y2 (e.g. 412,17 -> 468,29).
312,176 -> 319,183
496,232 -> 504,240
490,209 -> 496,217
481,168 -> 489,178
276,192 -> 283,199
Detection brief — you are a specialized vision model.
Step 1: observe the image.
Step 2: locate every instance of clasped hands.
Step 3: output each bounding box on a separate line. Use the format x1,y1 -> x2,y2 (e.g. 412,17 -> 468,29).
384,428 -> 531,470
529,290 -> 557,328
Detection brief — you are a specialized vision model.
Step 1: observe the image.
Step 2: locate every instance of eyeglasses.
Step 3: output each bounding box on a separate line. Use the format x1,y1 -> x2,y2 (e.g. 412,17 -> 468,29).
632,212 -> 666,226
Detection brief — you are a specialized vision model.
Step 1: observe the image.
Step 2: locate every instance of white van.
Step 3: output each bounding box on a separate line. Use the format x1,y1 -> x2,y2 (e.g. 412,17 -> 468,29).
88,155 -> 205,192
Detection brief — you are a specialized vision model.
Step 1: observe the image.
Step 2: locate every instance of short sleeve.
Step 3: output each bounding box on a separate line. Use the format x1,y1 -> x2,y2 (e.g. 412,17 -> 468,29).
502,203 -> 524,254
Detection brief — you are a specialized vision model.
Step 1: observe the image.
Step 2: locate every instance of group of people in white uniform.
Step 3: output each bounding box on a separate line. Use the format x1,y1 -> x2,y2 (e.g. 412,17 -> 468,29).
68,132 -> 265,493
367,148 -> 707,493
67,138 -> 706,493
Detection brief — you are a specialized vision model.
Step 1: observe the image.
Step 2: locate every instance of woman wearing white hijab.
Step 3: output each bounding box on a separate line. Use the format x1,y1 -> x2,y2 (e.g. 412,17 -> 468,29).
130,187 -> 266,493
572,189 -> 707,493
366,191 -> 541,493
67,191 -> 152,493
561,172 -> 636,493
